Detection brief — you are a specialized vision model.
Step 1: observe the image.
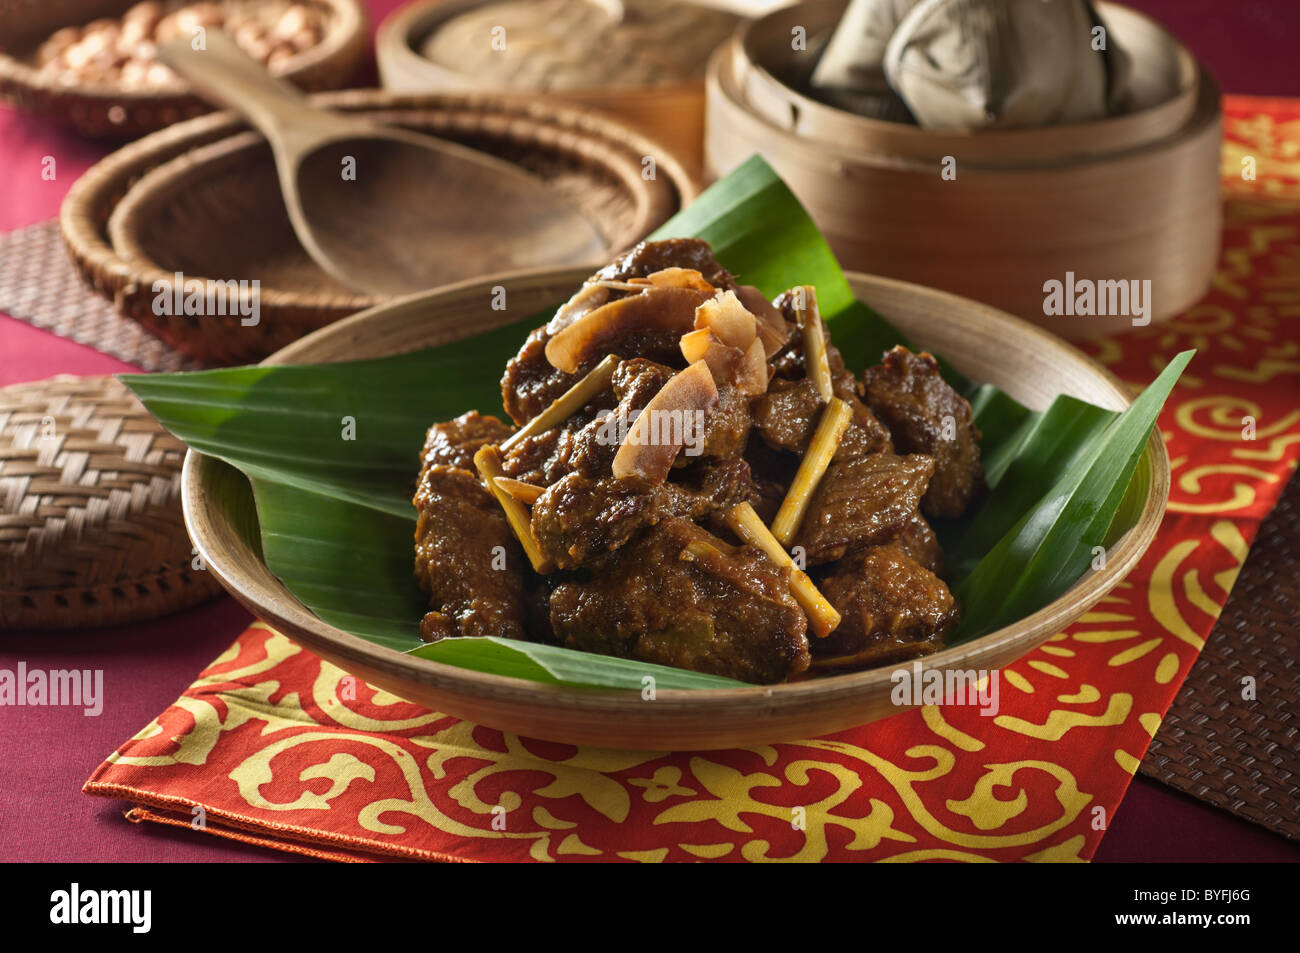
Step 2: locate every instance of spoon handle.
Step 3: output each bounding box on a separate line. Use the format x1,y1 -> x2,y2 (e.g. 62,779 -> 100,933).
157,31 -> 356,155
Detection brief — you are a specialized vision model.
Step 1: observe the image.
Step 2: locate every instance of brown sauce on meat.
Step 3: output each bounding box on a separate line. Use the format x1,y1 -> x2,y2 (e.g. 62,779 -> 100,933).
413,241 -> 984,682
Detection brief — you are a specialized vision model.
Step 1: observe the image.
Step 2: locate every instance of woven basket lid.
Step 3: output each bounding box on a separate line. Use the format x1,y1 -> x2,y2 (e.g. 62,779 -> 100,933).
0,375 -> 223,629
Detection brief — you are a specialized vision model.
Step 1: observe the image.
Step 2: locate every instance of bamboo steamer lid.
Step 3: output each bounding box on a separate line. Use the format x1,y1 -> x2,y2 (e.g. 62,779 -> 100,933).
705,0 -> 1222,338
0,375 -> 223,629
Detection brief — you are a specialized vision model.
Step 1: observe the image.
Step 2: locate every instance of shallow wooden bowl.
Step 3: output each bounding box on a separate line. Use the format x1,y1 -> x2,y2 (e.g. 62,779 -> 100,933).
706,0 -> 1222,339
61,88 -> 699,365
375,0 -> 714,176
0,0 -> 368,137
181,267 -> 1169,750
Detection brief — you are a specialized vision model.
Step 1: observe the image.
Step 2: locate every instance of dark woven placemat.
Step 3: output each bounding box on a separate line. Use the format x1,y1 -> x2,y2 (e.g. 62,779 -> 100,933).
1140,471 -> 1300,841
0,220 -> 200,373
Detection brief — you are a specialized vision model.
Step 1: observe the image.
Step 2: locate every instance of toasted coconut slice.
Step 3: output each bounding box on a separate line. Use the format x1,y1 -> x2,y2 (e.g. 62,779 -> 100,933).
680,327 -> 768,397
611,360 -> 719,483
545,281 -> 611,335
630,267 -> 717,294
735,285 -> 792,358
736,336 -> 769,396
680,327 -> 715,365
544,286 -> 706,374
694,289 -> 757,351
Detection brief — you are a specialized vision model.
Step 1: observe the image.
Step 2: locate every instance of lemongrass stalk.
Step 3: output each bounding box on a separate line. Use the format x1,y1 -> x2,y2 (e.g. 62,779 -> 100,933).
771,397 -> 852,546
795,285 -> 833,401
501,353 -> 619,452
474,446 -> 551,573
724,502 -> 841,638
493,476 -> 543,504
678,537 -> 736,577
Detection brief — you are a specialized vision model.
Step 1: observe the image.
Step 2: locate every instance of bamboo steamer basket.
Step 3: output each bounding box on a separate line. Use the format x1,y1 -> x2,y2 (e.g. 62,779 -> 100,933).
181,266 -> 1169,749
0,0 -> 368,137
705,0 -> 1223,339
60,89 -> 700,365
375,0 -> 723,178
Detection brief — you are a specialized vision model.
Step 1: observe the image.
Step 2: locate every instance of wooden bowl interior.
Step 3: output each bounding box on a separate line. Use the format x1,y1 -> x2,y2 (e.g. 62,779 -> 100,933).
108,104 -> 683,304
182,268 -> 1169,750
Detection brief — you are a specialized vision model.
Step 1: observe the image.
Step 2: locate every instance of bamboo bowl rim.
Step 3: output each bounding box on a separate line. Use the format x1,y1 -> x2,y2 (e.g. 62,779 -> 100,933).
179,266 -> 1170,748
0,0 -> 367,103
375,0 -> 713,101
733,0 -> 1200,166
180,263 -> 1170,748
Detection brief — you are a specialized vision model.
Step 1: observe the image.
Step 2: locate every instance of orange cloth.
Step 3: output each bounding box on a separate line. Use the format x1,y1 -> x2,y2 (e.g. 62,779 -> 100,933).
85,95 -> 1300,862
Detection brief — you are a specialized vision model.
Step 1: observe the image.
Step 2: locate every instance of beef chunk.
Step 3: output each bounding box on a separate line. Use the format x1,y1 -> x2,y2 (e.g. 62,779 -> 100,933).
814,545 -> 955,666
532,473 -> 663,569
742,436 -> 799,525
795,452 -> 935,564
751,376 -> 890,460
752,377 -> 821,453
664,457 -> 754,521
419,411 -> 514,480
413,465 -> 528,641
834,371 -> 894,457
701,383 -> 752,459
594,238 -> 735,289
500,325 -> 566,427
864,346 -> 984,518
549,518 -> 810,684
501,240 -> 734,425
530,358 -> 753,485
565,359 -> 676,477
892,514 -> 945,576
532,459 -> 752,569
501,323 -> 683,427
613,356 -> 676,408
769,291 -> 850,382
500,412 -> 590,487
502,359 -> 675,485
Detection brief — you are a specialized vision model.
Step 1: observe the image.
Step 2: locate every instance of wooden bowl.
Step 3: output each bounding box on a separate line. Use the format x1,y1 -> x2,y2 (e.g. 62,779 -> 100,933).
375,0 -> 721,177
60,88 -> 700,365
0,0 -> 368,137
180,267 -> 1170,750
705,0 -> 1222,339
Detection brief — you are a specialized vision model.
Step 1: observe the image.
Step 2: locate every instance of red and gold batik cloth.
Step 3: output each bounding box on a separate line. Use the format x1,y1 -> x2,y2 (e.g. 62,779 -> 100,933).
85,95 -> 1300,862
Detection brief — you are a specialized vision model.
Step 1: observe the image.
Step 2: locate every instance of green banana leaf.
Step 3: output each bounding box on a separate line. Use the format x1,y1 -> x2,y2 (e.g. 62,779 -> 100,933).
122,156 -> 1190,688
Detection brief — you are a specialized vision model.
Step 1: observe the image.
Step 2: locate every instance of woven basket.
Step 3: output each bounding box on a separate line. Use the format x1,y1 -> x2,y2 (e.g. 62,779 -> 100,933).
60,88 -> 700,366
0,0 -> 369,138
0,375 -> 224,629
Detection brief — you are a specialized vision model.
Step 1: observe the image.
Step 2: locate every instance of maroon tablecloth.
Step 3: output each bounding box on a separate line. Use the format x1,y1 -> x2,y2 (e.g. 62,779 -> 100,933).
1,0 -> 1297,863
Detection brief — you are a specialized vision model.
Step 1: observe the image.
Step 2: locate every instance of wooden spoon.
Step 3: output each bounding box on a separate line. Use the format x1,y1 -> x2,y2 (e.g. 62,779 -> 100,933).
156,32 -> 608,297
